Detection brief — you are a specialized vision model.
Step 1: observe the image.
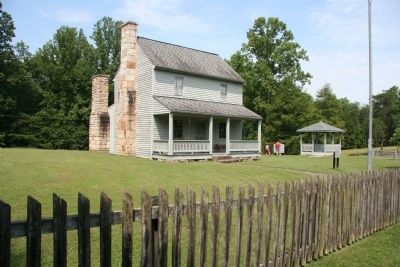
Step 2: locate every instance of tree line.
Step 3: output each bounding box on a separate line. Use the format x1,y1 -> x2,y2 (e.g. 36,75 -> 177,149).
0,4 -> 399,153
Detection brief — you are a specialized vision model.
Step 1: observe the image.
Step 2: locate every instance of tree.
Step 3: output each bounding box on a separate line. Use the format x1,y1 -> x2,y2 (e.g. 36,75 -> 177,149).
29,26 -> 95,149
314,84 -> 344,127
229,17 -> 312,153
91,17 -> 123,103
0,2 -> 40,146
373,86 -> 400,149
390,127 -> 400,152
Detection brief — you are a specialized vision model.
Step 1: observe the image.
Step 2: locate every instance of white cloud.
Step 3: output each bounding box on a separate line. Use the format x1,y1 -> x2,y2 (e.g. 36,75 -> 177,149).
305,0 -> 400,103
114,0 -> 210,33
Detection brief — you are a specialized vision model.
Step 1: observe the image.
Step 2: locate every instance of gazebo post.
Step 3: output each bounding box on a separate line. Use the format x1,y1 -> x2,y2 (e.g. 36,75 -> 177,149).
332,133 -> 334,144
299,134 -> 303,155
324,133 -> 327,153
311,133 -> 315,153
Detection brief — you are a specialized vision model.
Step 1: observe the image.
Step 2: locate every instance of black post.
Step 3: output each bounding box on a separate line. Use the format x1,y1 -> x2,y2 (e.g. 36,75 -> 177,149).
336,157 -> 340,168
333,152 -> 336,169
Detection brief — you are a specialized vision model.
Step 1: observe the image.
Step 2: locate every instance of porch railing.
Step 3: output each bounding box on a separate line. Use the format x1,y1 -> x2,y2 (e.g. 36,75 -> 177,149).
301,143 -> 341,153
325,144 -> 341,152
153,140 -> 168,153
301,144 -> 313,152
229,140 -> 259,152
173,140 -> 210,153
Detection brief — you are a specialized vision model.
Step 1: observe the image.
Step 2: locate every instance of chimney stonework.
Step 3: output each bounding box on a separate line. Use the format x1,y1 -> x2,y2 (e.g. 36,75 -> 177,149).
117,22 -> 138,155
89,75 -> 110,151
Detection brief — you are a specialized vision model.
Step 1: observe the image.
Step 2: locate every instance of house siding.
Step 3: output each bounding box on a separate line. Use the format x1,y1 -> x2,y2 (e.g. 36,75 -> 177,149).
135,45 -> 154,158
112,70 -> 120,154
153,70 -> 243,105
153,115 -> 169,140
153,98 -> 170,114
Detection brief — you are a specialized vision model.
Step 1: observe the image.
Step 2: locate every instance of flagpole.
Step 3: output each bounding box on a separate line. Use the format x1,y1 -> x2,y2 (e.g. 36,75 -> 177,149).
367,0 -> 373,172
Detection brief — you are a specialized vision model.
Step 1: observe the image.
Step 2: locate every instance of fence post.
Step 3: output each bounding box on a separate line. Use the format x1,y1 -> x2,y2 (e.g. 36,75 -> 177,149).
26,196 -> 42,267
0,199 -> 11,267
172,189 -> 183,267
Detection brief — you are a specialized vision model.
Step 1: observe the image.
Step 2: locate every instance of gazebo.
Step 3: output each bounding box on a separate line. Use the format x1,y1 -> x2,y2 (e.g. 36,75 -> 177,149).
297,121 -> 345,156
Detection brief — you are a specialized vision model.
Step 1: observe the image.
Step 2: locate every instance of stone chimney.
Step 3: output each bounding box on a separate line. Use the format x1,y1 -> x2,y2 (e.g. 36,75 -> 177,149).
89,75 -> 110,151
117,21 -> 138,155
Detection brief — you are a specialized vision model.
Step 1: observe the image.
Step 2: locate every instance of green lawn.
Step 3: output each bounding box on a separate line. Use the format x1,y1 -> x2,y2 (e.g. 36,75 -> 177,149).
1,148 -> 400,266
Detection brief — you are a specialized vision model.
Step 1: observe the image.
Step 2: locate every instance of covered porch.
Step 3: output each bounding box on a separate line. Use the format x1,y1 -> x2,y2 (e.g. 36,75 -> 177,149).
297,121 -> 345,156
152,96 -> 262,160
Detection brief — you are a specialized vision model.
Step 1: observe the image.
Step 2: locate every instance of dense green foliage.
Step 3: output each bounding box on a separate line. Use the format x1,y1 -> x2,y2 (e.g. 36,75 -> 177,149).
0,6 -> 398,153
230,17 -> 398,153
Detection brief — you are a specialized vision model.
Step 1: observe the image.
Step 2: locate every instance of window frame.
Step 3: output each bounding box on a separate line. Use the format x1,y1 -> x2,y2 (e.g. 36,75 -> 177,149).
175,76 -> 183,96
220,84 -> 227,101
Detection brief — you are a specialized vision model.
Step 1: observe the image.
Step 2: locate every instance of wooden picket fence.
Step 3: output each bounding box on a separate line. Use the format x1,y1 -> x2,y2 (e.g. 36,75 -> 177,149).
1,169 -> 400,266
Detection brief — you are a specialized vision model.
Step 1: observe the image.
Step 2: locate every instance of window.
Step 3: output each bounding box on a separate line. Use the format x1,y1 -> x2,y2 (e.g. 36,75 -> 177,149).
219,123 -> 226,139
195,121 -> 206,140
175,76 -> 183,96
173,120 -> 183,139
220,84 -> 227,101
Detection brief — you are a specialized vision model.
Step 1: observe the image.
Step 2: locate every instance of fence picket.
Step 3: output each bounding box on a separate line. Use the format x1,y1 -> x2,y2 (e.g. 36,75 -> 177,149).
281,182 -> 290,267
158,189 -> 168,267
264,185 -> 273,267
141,192 -> 152,267
255,185 -> 264,267
211,186 -> 220,267
199,188 -> 209,267
172,189 -> 183,267
0,199 -> 11,267
224,186 -> 233,267
78,193 -> 91,267
244,185 -> 255,267
234,186 -> 245,267
273,183 -> 282,267
53,194 -> 67,267
27,196 -> 41,267
122,192 -> 133,267
187,189 -> 196,267
100,192 -> 112,267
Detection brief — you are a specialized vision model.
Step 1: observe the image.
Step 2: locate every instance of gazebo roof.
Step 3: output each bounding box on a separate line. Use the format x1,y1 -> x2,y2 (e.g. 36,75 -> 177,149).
296,121 -> 345,133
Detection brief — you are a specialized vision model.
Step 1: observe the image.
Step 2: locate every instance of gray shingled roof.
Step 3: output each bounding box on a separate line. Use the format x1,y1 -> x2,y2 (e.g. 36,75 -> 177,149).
138,37 -> 244,83
154,96 -> 261,119
297,121 -> 345,133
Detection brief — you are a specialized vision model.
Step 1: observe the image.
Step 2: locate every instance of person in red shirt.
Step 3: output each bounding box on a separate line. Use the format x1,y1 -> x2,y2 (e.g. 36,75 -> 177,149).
274,140 -> 281,156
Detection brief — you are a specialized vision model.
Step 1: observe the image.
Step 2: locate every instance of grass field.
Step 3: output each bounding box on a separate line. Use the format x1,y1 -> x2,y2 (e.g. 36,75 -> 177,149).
1,148 -> 400,266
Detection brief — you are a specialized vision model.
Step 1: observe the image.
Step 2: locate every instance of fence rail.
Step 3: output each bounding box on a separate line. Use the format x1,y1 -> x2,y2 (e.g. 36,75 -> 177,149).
1,169 -> 400,266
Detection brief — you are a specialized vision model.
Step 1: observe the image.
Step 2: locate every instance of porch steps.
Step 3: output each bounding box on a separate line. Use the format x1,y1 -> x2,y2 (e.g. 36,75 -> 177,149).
212,155 -> 241,164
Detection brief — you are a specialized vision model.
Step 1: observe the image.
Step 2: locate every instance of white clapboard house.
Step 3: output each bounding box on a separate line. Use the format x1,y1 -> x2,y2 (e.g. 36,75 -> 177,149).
89,22 -> 262,160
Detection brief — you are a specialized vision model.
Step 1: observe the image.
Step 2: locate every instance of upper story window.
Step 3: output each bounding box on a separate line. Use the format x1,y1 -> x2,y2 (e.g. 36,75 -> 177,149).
220,84 -> 227,101
175,76 -> 183,96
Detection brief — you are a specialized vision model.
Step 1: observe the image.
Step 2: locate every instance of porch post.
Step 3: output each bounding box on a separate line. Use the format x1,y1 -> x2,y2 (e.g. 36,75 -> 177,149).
311,133 -> 315,153
226,118 -> 230,154
324,133 -> 327,153
257,120 -> 262,154
209,116 -> 213,154
300,134 -> 303,155
168,113 -> 173,156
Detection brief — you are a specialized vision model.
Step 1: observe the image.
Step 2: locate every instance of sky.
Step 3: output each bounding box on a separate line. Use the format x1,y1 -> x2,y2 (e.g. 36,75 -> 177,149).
4,0 -> 400,104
